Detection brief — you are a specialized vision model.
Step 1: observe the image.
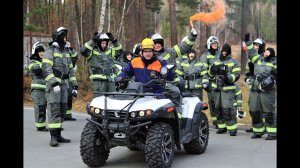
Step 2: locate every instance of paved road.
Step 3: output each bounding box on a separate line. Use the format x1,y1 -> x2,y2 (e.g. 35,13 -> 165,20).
24,107 -> 276,168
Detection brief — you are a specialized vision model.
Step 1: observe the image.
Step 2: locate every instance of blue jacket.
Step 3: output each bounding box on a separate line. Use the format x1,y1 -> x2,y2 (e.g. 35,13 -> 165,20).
119,56 -> 171,93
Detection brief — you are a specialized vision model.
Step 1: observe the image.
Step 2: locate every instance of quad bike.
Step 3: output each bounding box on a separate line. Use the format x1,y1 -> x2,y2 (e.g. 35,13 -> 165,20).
80,65 -> 209,168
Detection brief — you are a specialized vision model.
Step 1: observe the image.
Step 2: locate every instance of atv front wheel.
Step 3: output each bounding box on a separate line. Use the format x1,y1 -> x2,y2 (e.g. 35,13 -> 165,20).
184,112 -> 209,154
80,122 -> 110,167
145,123 -> 175,168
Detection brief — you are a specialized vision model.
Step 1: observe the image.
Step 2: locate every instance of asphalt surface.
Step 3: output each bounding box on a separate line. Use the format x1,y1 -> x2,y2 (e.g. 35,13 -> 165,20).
24,107 -> 276,168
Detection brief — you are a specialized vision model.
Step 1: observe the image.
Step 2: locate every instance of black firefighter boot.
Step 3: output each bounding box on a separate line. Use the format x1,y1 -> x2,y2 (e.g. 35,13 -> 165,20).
49,129 -> 59,147
265,134 -> 277,140
216,128 -> 227,134
64,114 -> 76,121
57,128 -> 71,143
246,128 -> 253,132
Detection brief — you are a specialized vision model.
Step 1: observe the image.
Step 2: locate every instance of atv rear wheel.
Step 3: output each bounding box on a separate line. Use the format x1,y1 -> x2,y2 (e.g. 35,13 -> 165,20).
145,123 -> 175,168
80,122 -> 110,167
184,112 -> 209,154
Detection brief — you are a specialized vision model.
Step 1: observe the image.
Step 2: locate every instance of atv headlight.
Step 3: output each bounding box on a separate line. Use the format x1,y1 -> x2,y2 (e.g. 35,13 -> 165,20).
130,112 -> 136,118
139,110 -> 145,117
95,108 -> 100,114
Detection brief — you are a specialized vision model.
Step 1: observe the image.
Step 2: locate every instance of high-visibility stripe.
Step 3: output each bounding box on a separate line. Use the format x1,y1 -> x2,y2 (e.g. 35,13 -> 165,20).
182,55 -> 188,59
185,38 -> 194,45
253,126 -> 265,133
237,100 -> 243,104
223,85 -> 236,90
42,58 -> 53,66
194,63 -> 203,66
207,55 -> 215,59
66,110 -> 72,115
235,90 -> 242,95
117,70 -> 121,75
28,63 -> 35,70
214,62 -> 222,65
232,67 -> 241,72
35,122 -> 46,127
66,53 -> 70,58
114,44 -> 122,50
90,74 -> 107,80
211,83 -> 217,88
218,123 -> 226,128
203,63 -> 208,67
105,50 -> 111,55
194,84 -> 202,88
266,127 -> 277,133
212,117 -> 217,121
251,55 -> 260,63
202,79 -> 209,83
69,64 -> 73,68
230,74 -> 236,82
164,53 -> 171,60
112,49 -> 116,58
227,123 -> 238,130
173,45 -> 182,57
177,112 -> 182,118
181,63 -> 189,67
48,123 -> 62,128
266,63 -> 275,68
247,44 -> 253,49
53,53 -> 62,58
71,53 -> 77,58
200,71 -> 207,76
93,50 -> 101,55
175,69 -> 184,75
31,84 -> 46,89
69,77 -> 76,82
233,103 -> 237,106
45,74 -> 55,81
84,42 -> 93,50
176,60 -> 180,64
226,63 -> 234,67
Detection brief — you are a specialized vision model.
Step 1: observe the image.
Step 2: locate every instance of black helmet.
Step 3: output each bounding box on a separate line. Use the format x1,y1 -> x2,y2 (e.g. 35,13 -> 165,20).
221,43 -> 231,56
52,27 -> 67,47
253,38 -> 265,55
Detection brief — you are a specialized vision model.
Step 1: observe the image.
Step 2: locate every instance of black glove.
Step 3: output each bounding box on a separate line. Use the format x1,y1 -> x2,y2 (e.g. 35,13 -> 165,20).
72,86 -> 78,97
106,32 -> 114,41
244,33 -> 250,42
210,64 -> 218,75
92,32 -> 99,43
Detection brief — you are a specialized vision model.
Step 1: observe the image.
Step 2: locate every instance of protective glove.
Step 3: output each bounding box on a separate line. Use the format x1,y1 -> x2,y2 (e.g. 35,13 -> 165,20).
244,33 -> 250,42
53,85 -> 61,94
106,32 -> 114,41
72,89 -> 78,97
210,64 -> 218,75
191,28 -> 198,36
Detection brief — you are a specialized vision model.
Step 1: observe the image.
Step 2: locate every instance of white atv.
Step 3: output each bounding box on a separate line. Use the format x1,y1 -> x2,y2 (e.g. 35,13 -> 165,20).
80,66 -> 209,168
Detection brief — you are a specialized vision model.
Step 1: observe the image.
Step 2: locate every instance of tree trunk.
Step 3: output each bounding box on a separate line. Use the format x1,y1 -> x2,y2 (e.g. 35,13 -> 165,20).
199,0 -> 209,52
168,0 -> 178,46
57,0 -> 62,26
107,0 -> 111,32
62,0 -> 66,26
74,0 -> 82,45
98,0 -> 107,32
118,0 -> 127,40
241,0 -> 249,74
91,0 -> 96,31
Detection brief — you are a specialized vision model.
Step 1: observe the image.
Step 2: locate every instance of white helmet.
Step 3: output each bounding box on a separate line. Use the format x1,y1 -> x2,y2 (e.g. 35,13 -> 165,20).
31,42 -> 45,55
253,38 -> 264,45
207,36 -> 219,49
150,33 -> 164,46
99,33 -> 109,40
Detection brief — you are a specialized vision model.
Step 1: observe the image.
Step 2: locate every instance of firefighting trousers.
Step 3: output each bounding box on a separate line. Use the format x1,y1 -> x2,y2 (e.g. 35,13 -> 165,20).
31,89 -> 47,128
92,80 -> 116,98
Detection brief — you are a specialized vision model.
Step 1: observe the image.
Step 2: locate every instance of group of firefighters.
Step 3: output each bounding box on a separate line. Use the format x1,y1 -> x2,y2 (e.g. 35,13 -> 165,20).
28,26 -> 277,147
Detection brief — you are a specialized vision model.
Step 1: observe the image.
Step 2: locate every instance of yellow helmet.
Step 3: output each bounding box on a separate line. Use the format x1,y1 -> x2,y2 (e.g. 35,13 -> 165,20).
141,38 -> 154,49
